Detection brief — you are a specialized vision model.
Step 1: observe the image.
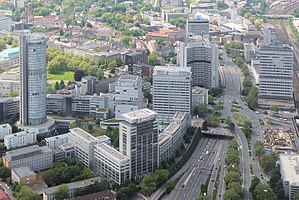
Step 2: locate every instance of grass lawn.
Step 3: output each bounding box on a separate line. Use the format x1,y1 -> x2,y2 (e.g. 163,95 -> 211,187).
231,108 -> 239,112
83,127 -> 106,137
47,71 -> 74,81
233,113 -> 250,123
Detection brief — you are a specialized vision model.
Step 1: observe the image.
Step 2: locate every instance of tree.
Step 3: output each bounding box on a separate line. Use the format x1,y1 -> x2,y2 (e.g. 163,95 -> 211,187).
224,171 -> 241,184
74,70 -> 85,81
197,194 -> 209,200
254,141 -> 265,157
202,120 -> 208,131
228,182 -> 243,196
223,189 -> 240,200
259,152 -> 278,173
294,192 -> 299,200
87,124 -> 93,131
254,183 -> 276,200
54,81 -> 60,90
197,104 -> 209,117
166,180 -> 175,193
0,166 -> 10,180
144,91 -> 152,103
154,169 -> 169,186
0,40 -> 6,51
141,175 -> 157,196
17,186 -> 41,200
59,80 -> 65,89
148,52 -> 160,66
270,105 -> 279,113
54,184 -> 69,200
250,177 -> 261,193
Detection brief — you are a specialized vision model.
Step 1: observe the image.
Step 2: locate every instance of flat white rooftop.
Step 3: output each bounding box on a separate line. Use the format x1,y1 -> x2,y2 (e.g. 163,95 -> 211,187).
70,128 -> 96,142
96,143 -> 129,161
280,154 -> 299,186
122,108 -> 156,124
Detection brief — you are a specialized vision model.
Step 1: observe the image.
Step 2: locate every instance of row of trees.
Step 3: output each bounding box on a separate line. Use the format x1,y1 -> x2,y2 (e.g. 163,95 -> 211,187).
224,41 -> 258,110
250,177 -> 276,200
288,19 -> 299,42
223,140 -> 244,200
0,35 -> 18,51
141,169 -> 170,196
42,161 -> 95,187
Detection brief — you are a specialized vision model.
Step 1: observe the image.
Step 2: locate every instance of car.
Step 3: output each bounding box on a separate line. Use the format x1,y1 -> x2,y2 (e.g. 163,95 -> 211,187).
211,179 -> 215,182
279,118 -> 283,120
255,111 -> 259,114
224,165 -> 226,168
284,118 -> 287,121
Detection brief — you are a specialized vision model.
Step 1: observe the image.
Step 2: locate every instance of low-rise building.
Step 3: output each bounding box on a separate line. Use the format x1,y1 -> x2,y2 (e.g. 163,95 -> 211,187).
59,143 -> 76,160
0,124 -> 12,140
94,143 -> 131,185
280,154 -> 299,200
192,86 -> 209,111
12,166 -> 36,185
0,48 -> 19,68
132,63 -> 154,78
124,51 -> 148,67
45,133 -> 69,149
4,130 -> 37,150
0,97 -> 19,121
3,145 -> 53,171
0,71 -> 20,98
0,15 -> 12,32
43,177 -> 102,200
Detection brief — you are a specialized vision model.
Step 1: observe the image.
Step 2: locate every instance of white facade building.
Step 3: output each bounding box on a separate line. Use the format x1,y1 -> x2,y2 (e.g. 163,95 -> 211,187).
3,145 -> 53,171
119,109 -> 159,177
258,45 -> 293,100
280,155 -> 299,200
45,133 -> 69,149
263,23 -> 277,45
4,130 -> 37,149
20,33 -> 48,126
0,15 -> 12,31
0,123 -> 12,140
115,75 -> 145,120
94,143 -> 131,185
178,36 -> 219,88
153,66 -> 192,128
68,128 -> 98,168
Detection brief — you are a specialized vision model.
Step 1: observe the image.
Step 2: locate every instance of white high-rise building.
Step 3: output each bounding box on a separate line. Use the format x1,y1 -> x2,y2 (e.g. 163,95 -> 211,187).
153,66 -> 192,128
20,33 -> 48,126
178,36 -> 219,88
258,45 -> 293,100
119,109 -> 159,177
263,23 -> 277,45
187,15 -> 209,37
0,15 -> 12,32
115,75 -> 145,120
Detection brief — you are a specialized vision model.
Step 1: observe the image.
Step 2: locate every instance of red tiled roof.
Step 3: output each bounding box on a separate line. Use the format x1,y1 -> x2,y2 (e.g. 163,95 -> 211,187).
0,190 -> 11,200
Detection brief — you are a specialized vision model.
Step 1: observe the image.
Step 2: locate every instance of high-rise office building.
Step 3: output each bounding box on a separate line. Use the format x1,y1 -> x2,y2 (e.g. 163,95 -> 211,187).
258,45 -> 293,100
263,23 -> 277,45
119,109 -> 159,177
115,75 -> 145,120
178,36 -> 219,88
187,15 -> 209,37
20,33 -> 47,126
0,15 -> 12,32
153,66 -> 192,128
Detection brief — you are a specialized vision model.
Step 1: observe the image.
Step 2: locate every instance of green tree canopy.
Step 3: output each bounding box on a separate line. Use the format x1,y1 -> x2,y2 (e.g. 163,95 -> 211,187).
54,184 -> 69,200
17,186 -> 41,200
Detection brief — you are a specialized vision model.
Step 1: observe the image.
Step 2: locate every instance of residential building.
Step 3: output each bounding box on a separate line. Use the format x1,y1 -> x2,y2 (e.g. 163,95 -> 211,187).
94,143 -> 131,185
124,51 -> 148,67
258,45 -> 293,100
187,15 -> 209,37
280,155 -> 299,200
4,130 -> 37,149
158,112 -> 190,163
43,177 -> 102,200
192,86 -> 209,111
115,75 -> 145,120
68,128 -> 98,168
0,15 -> 12,31
0,97 -> 19,121
153,66 -> 192,128
119,109 -> 159,177
12,166 -> 36,185
19,33 -> 48,126
3,145 -> 53,171
0,124 -> 12,140
146,29 -> 186,42
178,35 -> 219,88
263,23 -> 277,45
45,133 -> 69,149
0,47 -> 19,68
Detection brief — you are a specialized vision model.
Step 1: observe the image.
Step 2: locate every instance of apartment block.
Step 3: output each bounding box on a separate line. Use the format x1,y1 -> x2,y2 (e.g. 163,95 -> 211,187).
94,143 -> 131,185
119,109 -> 159,177
4,130 -> 37,150
153,66 -> 192,128
0,124 -> 12,140
45,133 -> 69,149
3,145 -> 53,171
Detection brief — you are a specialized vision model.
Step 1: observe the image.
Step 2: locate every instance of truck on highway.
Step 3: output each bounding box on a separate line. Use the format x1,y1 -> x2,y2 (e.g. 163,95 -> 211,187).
206,151 -> 209,155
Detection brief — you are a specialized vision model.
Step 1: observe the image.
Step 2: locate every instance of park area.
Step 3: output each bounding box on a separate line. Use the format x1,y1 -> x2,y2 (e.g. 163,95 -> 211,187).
233,113 -> 250,123
47,71 -> 74,81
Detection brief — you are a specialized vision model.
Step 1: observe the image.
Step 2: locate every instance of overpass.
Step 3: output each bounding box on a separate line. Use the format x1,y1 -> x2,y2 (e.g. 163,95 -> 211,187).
202,128 -> 234,139
262,14 -> 293,19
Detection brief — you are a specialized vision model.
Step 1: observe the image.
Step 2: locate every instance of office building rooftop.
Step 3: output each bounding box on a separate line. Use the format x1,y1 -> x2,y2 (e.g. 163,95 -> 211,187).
96,143 -> 129,161
122,108 -> 156,124
70,128 -> 96,142
4,145 -> 52,161
153,66 -> 191,75
280,154 -> 299,186
13,166 -> 35,178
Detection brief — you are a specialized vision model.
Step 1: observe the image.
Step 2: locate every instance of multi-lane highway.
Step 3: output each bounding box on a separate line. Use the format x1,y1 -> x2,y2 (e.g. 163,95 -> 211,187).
167,138 -> 227,200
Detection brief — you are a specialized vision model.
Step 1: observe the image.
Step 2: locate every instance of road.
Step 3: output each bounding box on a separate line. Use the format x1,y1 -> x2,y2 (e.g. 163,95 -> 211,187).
0,181 -> 15,200
149,128 -> 204,200
167,138 -> 226,200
